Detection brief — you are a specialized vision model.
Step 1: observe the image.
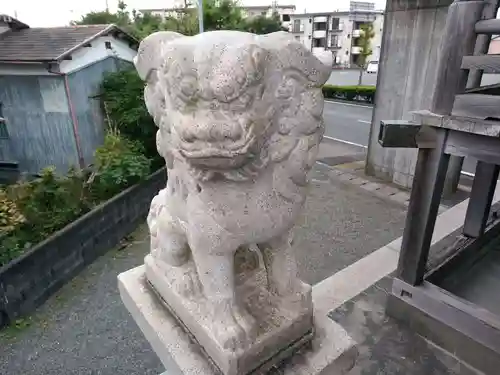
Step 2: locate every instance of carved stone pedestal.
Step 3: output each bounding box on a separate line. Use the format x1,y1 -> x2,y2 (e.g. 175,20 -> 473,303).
119,266 -> 358,375
145,253 -> 313,375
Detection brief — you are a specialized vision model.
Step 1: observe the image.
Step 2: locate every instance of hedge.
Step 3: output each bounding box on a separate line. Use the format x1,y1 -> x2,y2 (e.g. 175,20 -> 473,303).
322,85 -> 376,104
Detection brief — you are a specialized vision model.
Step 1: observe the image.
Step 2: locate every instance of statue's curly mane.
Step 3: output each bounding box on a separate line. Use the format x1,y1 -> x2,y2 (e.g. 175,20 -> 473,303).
136,31 -> 329,183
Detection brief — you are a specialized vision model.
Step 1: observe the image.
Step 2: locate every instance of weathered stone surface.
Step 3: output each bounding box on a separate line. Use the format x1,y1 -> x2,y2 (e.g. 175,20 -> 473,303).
131,30 -> 331,374
118,266 -> 358,375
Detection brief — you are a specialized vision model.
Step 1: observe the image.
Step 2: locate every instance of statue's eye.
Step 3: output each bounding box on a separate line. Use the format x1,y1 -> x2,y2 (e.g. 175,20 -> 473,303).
178,76 -> 198,102
276,78 -> 297,100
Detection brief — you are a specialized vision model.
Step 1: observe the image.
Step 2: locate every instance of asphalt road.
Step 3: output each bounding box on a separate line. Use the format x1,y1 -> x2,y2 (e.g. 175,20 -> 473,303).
322,100 -> 478,175
327,69 -> 500,87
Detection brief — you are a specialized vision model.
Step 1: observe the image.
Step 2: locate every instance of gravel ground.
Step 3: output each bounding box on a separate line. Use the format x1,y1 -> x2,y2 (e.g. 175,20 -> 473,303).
0,163 -> 406,375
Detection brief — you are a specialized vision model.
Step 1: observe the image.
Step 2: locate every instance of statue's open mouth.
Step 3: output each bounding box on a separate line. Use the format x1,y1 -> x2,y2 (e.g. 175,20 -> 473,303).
177,123 -> 258,167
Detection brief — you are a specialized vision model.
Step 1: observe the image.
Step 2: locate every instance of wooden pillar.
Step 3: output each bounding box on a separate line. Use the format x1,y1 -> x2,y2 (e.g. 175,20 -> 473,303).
397,130 -> 450,285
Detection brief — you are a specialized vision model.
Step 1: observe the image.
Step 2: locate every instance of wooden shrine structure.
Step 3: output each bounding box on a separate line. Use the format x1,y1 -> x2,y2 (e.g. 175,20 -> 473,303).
378,0 -> 500,373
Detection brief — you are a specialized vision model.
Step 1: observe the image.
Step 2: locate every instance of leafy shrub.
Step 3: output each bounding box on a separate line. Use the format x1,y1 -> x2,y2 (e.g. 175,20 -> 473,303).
90,131 -> 151,201
322,85 -> 376,103
0,189 -> 25,237
0,131 -> 152,267
100,68 -> 161,168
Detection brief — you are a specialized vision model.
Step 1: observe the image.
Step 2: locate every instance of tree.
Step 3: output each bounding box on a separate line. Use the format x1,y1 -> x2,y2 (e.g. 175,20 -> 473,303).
72,1 -> 130,27
202,0 -> 246,31
356,23 -> 375,86
243,13 -> 286,34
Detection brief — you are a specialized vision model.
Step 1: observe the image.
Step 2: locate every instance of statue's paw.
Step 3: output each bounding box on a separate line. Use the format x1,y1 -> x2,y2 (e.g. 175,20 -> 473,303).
175,268 -> 202,298
232,305 -> 257,343
213,317 -> 248,352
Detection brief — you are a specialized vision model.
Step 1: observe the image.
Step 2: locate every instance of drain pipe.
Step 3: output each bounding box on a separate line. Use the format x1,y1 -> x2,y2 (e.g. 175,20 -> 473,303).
47,66 -> 85,169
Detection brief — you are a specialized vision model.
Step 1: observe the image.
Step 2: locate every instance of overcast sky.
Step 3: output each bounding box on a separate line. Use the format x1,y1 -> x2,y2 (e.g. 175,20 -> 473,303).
2,0 -> 387,27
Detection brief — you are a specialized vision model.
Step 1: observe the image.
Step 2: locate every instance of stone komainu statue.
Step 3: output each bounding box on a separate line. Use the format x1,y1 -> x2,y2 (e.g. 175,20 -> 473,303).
135,30 -> 331,363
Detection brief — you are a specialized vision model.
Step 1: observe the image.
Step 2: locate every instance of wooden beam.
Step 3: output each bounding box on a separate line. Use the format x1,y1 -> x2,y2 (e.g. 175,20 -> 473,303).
397,129 -> 450,286
462,55 -> 500,74
378,121 -> 437,149
463,162 -> 500,237
452,94 -> 500,120
378,121 -> 421,148
445,130 -> 500,165
475,18 -> 500,34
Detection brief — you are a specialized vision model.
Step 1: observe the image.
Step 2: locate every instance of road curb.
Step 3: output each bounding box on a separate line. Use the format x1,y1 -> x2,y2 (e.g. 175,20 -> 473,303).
324,98 -> 374,108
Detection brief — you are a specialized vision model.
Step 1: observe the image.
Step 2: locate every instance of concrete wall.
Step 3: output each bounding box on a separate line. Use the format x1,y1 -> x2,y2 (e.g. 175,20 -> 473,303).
366,0 -> 454,188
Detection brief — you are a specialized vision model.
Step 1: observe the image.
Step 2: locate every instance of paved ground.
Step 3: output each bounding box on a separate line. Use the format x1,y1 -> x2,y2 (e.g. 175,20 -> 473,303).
0,140 -> 408,375
330,276 -> 481,375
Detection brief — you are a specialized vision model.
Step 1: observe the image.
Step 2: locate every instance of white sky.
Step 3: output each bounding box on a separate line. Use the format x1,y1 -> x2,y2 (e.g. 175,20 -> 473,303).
2,0 -> 387,27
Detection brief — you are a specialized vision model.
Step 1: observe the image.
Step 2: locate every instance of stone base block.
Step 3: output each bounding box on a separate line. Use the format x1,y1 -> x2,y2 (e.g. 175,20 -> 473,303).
144,254 -> 313,375
118,265 -> 358,375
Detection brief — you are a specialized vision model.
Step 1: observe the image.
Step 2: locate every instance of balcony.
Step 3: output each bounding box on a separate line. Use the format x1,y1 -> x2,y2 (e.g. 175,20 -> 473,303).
328,39 -> 342,49
351,46 -> 362,54
313,29 -> 326,39
352,29 -> 364,38
312,47 -> 327,55
330,24 -> 343,32
314,16 -> 328,23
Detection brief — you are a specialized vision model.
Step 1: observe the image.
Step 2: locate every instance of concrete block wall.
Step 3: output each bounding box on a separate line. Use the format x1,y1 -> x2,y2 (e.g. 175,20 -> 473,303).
0,168 -> 167,328
366,0 -> 454,188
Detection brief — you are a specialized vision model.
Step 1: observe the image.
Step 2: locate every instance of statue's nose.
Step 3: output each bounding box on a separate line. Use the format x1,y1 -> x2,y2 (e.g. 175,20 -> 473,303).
181,121 -> 242,143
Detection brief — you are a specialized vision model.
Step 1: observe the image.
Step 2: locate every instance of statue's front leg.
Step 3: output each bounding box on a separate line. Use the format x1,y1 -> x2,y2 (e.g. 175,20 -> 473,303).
260,231 -> 304,304
189,235 -> 256,351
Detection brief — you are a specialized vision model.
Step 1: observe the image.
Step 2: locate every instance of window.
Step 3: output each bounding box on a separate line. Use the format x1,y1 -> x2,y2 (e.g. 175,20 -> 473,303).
330,35 -> 339,47
312,38 -> 326,48
293,19 -> 301,33
331,17 -> 340,30
0,103 -> 8,139
282,14 -> 290,22
105,41 -> 112,49
314,22 -> 327,31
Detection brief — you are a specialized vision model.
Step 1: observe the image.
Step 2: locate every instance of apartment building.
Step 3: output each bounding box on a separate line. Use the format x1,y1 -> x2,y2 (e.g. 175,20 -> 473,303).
289,1 -> 384,67
140,3 -> 296,30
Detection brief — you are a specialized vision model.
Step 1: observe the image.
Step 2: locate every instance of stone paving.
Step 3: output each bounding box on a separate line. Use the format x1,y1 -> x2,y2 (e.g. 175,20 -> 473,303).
330,275 -> 481,375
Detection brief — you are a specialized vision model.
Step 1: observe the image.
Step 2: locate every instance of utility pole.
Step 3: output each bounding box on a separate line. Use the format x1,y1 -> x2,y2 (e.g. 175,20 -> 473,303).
105,0 -> 109,12
197,0 -> 204,33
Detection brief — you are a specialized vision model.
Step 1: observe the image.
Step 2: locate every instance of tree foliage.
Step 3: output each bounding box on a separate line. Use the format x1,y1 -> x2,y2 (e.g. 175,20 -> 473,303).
356,22 -> 375,85
358,23 -> 375,69
72,0 -> 285,38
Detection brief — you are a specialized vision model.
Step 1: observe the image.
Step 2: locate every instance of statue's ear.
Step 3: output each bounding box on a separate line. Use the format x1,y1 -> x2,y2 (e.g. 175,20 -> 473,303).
134,31 -> 185,81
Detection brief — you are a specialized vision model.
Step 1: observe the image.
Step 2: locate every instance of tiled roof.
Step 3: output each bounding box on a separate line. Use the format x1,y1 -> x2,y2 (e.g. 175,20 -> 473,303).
0,24 -> 135,62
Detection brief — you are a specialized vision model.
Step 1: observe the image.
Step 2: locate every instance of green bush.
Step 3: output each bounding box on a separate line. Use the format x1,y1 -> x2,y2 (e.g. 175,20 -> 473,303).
0,131 -> 151,267
90,131 -> 151,201
100,68 -> 161,168
322,85 -> 376,104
